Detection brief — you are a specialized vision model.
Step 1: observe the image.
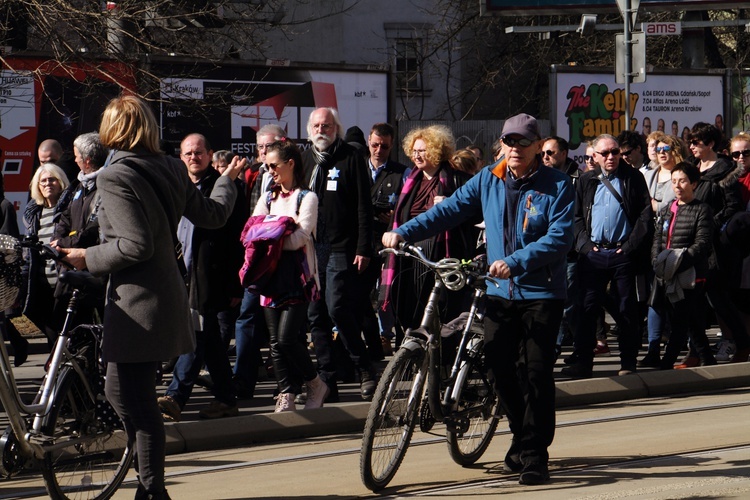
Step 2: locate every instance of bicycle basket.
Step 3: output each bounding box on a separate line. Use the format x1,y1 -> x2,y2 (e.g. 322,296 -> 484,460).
0,235 -> 22,311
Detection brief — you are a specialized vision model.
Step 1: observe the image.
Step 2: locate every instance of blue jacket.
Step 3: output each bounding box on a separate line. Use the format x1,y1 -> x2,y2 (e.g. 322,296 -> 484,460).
393,160 -> 575,301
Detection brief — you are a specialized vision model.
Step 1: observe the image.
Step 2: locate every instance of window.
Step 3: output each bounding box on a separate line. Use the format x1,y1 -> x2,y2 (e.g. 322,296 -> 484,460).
394,38 -> 422,92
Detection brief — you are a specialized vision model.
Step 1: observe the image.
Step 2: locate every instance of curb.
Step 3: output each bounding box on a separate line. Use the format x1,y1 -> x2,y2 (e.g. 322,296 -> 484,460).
165,362 -> 750,455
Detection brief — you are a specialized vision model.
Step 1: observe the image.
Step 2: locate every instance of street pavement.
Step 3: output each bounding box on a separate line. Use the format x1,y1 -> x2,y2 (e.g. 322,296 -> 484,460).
2,327 -> 749,457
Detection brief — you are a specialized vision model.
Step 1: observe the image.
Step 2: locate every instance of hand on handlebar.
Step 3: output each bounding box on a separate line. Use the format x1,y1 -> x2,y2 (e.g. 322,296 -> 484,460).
382,231 -> 404,249
489,259 -> 511,279
57,247 -> 87,271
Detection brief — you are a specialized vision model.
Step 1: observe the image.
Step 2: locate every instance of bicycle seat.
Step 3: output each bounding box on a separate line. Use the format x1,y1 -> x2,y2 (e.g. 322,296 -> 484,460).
59,270 -> 106,295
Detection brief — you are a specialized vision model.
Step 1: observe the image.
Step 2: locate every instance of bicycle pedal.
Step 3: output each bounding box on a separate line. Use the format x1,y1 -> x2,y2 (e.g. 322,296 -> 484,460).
419,399 -> 435,432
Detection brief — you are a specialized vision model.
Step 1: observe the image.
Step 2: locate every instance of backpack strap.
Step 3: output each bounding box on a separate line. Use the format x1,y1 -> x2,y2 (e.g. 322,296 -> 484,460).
267,188 -> 310,216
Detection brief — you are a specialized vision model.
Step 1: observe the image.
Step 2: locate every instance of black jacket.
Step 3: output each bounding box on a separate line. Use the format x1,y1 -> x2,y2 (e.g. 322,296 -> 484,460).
53,182 -> 100,249
371,159 -> 408,247
189,168 -> 246,313
692,155 -> 742,230
303,139 -> 373,258
575,161 -> 654,268
652,199 -> 714,279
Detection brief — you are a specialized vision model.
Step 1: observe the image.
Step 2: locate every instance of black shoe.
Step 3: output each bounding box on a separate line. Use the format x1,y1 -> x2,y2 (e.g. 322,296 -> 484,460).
560,363 -> 592,379
325,382 -> 340,403
562,351 -> 579,366
12,337 -> 29,367
360,369 -> 377,401
638,351 -> 660,368
232,376 -> 254,399
503,442 -> 523,473
519,462 -> 550,485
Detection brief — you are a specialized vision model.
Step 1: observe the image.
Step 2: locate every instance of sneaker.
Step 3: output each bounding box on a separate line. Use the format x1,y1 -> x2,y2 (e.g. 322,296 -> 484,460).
715,339 -> 736,362
674,356 -> 700,369
198,400 -> 239,419
593,341 -> 610,356
618,366 -> 636,376
194,370 -> 213,389
275,392 -> 296,413
157,395 -> 182,422
304,376 -> 330,409
380,336 -> 394,356
562,351 -> 579,366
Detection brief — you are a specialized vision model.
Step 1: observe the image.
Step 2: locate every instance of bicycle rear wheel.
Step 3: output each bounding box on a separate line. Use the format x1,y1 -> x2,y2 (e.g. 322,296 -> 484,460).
360,344 -> 426,492
40,366 -> 133,500
446,341 -> 500,466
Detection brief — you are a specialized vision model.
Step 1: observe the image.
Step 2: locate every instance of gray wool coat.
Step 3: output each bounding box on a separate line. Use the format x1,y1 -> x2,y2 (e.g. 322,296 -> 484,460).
86,150 -> 238,363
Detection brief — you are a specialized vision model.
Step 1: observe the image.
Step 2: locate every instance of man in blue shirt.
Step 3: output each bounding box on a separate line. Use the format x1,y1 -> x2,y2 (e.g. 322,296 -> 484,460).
563,134 -> 653,379
383,114 -> 574,485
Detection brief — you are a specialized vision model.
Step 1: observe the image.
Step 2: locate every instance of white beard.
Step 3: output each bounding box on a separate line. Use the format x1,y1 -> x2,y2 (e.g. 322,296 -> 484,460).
312,134 -> 333,151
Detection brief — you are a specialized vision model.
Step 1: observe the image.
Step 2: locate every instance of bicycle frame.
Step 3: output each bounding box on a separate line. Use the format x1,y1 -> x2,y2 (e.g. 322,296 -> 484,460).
0,288 -> 95,464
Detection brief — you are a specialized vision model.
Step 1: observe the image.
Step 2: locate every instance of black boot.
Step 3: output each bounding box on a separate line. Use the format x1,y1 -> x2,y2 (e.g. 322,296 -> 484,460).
135,483 -> 172,500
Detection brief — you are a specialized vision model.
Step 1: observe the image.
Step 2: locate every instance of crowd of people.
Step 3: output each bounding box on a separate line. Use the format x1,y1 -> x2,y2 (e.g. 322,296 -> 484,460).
3,99 -> 750,495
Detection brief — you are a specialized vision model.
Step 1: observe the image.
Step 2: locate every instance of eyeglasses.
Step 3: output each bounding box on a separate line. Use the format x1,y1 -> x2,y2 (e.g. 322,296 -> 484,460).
542,150 -> 558,156
39,178 -> 59,185
620,149 -> 633,157
266,160 -> 287,170
655,146 -> 672,153
595,148 -> 620,157
412,149 -> 427,157
731,149 -> 750,159
257,143 -> 275,151
689,139 -> 703,146
502,137 -> 533,148
369,142 -> 391,150
181,151 -> 205,158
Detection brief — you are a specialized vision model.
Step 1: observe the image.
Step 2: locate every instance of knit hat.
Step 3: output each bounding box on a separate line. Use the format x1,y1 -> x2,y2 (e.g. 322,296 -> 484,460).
501,113 -> 541,141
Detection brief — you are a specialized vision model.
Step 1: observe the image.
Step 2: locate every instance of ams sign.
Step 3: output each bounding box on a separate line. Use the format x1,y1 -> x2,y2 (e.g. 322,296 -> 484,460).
643,22 -> 681,35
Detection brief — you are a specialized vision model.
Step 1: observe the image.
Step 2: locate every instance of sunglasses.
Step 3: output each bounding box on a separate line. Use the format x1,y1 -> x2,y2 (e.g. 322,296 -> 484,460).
596,148 -> 620,157
620,149 -> 633,157
689,139 -> 703,146
655,145 -> 672,153
584,155 -> 593,162
542,150 -> 558,156
731,149 -> 750,159
502,136 -> 533,148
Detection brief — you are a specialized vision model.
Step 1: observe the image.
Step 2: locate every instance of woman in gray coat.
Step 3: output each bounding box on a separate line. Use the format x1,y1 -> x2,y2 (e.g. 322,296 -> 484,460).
61,95 -> 245,500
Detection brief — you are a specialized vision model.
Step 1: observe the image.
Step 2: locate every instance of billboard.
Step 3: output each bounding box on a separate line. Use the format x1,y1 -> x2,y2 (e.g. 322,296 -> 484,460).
0,58 -> 134,227
551,69 -> 725,166
158,67 -> 388,159
484,0 -> 740,15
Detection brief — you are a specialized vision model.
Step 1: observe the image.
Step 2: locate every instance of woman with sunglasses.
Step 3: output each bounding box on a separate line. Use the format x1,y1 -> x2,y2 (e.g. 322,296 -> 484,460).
645,135 -> 685,214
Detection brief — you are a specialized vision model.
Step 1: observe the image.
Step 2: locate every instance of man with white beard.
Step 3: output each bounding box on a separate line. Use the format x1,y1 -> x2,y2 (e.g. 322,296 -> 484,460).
302,107 -> 376,401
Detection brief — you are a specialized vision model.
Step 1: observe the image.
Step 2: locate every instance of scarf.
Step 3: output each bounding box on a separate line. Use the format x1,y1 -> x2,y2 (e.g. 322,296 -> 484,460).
379,161 -> 456,311
307,138 -> 342,195
77,168 -> 103,191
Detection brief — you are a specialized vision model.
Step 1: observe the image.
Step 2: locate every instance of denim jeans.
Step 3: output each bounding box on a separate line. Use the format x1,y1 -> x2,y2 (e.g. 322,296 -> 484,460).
325,252 -> 371,372
166,311 -> 236,408
233,289 -> 268,394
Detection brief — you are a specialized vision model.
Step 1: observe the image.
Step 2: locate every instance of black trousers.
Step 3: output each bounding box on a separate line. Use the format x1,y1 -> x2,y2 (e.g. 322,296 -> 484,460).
105,361 -> 165,494
265,302 -> 317,394
484,297 -> 563,466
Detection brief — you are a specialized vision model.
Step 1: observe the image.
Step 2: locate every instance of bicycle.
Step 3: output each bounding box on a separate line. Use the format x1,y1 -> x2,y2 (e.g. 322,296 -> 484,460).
0,236 -> 133,500
360,242 -> 502,492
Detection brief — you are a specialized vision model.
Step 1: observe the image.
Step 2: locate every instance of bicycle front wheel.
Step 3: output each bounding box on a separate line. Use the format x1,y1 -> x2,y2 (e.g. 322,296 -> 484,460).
40,367 -> 133,500
446,343 -> 500,466
360,344 -> 427,492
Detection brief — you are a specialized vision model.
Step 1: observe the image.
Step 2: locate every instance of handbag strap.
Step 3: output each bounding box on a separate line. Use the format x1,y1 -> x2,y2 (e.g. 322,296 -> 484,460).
117,157 -> 188,279
599,173 -> 625,210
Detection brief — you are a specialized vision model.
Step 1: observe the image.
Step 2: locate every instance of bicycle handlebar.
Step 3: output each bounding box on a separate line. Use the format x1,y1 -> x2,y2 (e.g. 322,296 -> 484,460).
20,236 -> 75,270
380,242 -> 500,291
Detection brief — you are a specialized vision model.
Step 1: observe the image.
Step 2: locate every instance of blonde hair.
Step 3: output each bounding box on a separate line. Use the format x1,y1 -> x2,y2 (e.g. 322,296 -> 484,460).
30,163 -> 70,206
656,135 -> 686,165
451,149 -> 478,175
646,131 -> 667,146
99,95 -> 162,154
403,124 -> 455,165
730,131 -> 750,148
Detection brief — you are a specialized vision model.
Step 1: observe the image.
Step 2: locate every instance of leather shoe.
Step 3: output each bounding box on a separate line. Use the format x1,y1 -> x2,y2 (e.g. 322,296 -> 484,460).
560,363 -> 592,379
519,462 -> 550,485
360,369 -> 377,401
638,351 -> 660,368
